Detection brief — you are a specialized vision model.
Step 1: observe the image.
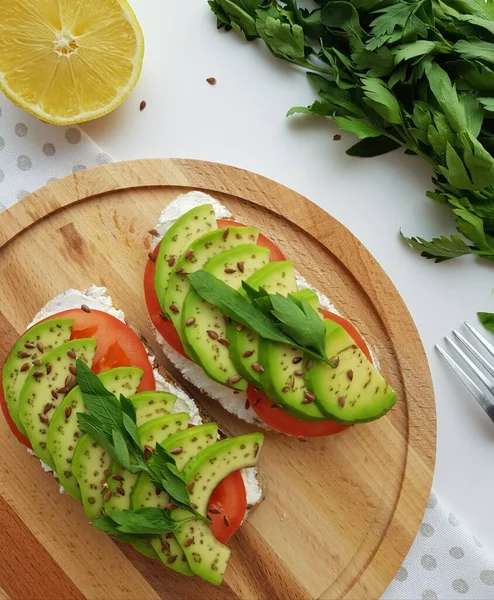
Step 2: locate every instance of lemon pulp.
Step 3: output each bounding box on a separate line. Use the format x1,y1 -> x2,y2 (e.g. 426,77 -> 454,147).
0,0 -> 144,124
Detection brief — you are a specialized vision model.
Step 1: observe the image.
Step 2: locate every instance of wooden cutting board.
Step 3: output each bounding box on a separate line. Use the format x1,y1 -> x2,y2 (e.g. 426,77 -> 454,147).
0,158 -> 435,600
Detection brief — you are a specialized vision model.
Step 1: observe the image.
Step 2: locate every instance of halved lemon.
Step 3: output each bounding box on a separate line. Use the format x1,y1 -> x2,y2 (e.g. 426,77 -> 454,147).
0,0 -> 144,125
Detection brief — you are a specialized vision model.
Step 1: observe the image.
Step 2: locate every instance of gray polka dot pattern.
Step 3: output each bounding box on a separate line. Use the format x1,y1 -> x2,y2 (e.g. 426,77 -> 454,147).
65,128 -> 81,144
15,122 -> 28,137
96,152 -> 111,165
480,570 -> 494,585
43,143 -> 56,156
17,155 -> 32,170
427,493 -> 438,509
450,546 -> 464,559
448,513 -> 460,527
421,555 -> 437,571
0,96 -> 112,213
452,579 -> 469,594
383,490 -> 494,600
420,523 -> 435,538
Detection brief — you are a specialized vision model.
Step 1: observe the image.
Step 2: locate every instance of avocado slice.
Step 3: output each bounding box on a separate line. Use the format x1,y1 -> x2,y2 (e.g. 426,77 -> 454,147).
101,390 -> 179,563
162,423 -> 219,469
103,412 -> 189,517
72,434 -> 111,519
102,463 -> 140,513
18,338 -> 97,467
2,318 -> 73,434
183,244 -> 270,389
132,424 -> 219,576
306,320 -> 396,422
127,412 -> 193,576
173,432 -> 264,585
138,413 -> 189,450
102,392 -> 179,512
130,390 -> 177,427
163,226 -> 259,353
291,288 -> 322,315
131,423 -> 219,510
47,366 -> 143,500
227,261 -> 297,386
155,204 -> 217,315
258,340 -> 326,421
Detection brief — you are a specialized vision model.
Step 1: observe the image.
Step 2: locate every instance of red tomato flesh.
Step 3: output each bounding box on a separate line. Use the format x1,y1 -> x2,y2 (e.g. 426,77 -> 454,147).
144,244 -> 189,359
42,309 -> 156,392
1,309 -> 156,446
208,470 -> 247,543
0,375 -> 31,447
247,385 -> 349,437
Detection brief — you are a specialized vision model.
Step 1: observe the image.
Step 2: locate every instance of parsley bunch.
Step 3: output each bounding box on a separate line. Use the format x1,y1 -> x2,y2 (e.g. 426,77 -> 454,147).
208,0 -> 494,263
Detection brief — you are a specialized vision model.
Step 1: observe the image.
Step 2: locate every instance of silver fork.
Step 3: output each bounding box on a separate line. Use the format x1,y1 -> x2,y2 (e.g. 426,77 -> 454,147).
436,322 -> 494,422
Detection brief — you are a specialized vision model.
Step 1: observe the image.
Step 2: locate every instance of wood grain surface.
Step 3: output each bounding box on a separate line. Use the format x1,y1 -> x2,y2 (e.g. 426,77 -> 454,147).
0,158 -> 436,600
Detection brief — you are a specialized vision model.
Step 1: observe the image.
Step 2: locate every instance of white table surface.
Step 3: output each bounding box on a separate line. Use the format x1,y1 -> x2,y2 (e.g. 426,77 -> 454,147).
81,0 -> 494,555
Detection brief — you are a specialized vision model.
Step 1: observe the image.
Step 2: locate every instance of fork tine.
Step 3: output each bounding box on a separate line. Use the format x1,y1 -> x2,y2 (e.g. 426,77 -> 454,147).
464,322 -> 494,359
445,336 -> 494,395
436,344 -> 494,421
453,329 -> 494,379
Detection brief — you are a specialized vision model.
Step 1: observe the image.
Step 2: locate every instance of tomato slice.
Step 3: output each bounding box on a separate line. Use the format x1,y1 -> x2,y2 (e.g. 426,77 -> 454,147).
247,384 -> 348,437
217,219 -> 286,262
208,470 -> 247,543
1,309 -> 156,447
0,376 -> 31,447
144,244 -> 189,359
144,219 -> 286,358
249,311 -> 373,436
320,309 -> 373,362
39,309 -> 156,392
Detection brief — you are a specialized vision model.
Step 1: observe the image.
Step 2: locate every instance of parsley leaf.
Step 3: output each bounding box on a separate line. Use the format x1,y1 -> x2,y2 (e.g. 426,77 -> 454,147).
478,312 -> 494,333
189,271 -> 332,365
76,361 -> 197,506
267,293 -> 327,356
400,231 -> 473,262
92,508 -> 196,541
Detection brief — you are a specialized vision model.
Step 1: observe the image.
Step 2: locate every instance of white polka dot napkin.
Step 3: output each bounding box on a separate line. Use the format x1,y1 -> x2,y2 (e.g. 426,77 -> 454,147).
1,93 -> 494,599
0,95 -> 112,211
382,493 -> 494,600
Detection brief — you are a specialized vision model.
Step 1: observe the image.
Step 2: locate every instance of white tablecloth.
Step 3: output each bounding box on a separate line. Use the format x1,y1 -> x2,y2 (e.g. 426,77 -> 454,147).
1,94 -> 493,600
